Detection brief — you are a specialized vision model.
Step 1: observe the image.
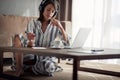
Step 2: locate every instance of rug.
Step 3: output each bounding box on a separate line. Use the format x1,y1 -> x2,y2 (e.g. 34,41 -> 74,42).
3,60 -> 120,80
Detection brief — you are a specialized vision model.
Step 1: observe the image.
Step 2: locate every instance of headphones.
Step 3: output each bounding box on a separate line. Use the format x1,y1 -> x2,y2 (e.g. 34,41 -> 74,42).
39,0 -> 59,17
39,0 -> 46,12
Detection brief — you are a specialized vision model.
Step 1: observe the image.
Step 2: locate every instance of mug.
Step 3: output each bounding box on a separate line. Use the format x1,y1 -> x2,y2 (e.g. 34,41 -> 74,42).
51,40 -> 64,48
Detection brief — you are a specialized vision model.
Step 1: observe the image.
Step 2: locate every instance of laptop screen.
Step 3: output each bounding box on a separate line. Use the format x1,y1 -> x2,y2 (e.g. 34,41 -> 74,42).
71,28 -> 91,48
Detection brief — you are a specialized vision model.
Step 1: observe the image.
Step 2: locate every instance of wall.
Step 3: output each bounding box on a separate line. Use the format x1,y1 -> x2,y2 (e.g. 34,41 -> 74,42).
0,0 -> 41,17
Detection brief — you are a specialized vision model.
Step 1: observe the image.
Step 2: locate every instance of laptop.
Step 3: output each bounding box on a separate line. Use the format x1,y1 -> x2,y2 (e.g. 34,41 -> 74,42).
64,27 -> 91,49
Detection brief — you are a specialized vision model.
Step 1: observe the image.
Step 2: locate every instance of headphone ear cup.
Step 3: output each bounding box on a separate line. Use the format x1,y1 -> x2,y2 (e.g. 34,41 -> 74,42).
39,0 -> 46,12
56,0 -> 59,14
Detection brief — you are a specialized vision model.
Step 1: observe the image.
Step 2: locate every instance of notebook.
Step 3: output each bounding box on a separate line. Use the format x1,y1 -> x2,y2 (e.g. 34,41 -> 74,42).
64,28 -> 91,49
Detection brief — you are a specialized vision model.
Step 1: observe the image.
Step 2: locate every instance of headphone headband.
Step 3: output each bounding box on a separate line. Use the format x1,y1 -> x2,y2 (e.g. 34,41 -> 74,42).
39,0 -> 59,13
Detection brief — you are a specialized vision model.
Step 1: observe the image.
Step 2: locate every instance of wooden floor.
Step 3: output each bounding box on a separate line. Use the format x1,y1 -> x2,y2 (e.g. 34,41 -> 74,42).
3,60 -> 120,80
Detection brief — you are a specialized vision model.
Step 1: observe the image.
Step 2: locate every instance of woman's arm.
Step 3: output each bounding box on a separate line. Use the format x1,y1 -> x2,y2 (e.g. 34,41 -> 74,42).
26,20 -> 36,47
51,19 -> 69,43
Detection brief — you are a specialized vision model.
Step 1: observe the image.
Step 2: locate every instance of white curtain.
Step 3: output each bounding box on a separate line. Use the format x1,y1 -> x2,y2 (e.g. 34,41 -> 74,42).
72,0 -> 120,64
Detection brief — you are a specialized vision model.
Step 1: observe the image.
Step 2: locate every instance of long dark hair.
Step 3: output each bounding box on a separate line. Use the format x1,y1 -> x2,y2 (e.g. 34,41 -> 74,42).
38,0 -> 59,22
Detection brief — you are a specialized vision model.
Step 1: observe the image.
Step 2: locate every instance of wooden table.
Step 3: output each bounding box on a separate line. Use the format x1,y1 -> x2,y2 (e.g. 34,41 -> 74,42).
0,46 -> 120,80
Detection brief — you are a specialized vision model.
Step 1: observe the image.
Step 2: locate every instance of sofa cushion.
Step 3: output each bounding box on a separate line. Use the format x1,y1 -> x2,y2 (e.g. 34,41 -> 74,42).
0,15 -> 37,35
0,35 -> 12,46
0,15 -> 37,46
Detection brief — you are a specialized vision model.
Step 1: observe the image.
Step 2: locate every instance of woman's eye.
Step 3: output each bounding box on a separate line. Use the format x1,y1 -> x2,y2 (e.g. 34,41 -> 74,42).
47,9 -> 51,11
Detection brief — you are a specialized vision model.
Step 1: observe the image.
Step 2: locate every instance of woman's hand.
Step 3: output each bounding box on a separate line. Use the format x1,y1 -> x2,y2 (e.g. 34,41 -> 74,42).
51,19 -> 63,29
27,33 -> 35,41
27,33 -> 35,47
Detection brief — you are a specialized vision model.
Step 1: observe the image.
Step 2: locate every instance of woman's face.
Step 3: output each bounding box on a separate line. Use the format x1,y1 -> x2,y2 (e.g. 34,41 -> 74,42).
43,4 -> 55,21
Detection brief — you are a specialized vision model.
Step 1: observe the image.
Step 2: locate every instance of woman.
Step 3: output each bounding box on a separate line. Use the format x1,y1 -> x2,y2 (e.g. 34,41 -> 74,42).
13,0 -> 70,76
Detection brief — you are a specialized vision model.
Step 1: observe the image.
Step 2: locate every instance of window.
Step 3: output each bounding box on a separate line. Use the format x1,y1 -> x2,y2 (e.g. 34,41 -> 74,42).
72,0 -> 120,64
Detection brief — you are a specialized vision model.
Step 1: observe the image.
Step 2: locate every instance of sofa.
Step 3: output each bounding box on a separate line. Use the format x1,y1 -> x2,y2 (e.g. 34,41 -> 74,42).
0,14 -> 72,58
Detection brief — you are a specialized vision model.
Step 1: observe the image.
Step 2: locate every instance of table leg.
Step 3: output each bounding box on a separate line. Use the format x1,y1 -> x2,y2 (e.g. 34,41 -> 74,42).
72,57 -> 79,80
0,51 -> 3,74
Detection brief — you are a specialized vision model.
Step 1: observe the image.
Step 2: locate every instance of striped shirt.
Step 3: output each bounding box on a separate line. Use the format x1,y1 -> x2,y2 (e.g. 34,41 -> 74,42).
26,19 -> 69,47
24,19 -> 70,75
